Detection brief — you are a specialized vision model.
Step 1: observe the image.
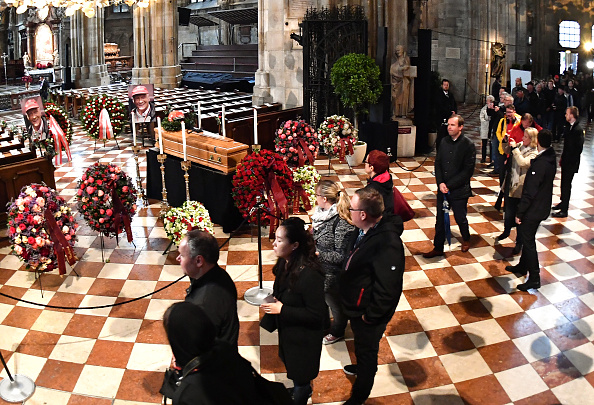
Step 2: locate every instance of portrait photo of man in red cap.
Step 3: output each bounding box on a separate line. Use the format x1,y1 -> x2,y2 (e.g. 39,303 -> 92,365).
21,96 -> 49,141
128,84 -> 156,123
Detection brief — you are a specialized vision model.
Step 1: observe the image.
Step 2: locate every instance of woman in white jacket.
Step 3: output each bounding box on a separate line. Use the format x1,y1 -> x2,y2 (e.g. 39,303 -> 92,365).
496,127 -> 539,254
479,95 -> 494,163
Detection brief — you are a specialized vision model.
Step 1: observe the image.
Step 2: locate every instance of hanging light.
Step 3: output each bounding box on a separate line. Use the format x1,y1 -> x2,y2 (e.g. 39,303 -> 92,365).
37,5 -> 49,18
16,4 -> 28,13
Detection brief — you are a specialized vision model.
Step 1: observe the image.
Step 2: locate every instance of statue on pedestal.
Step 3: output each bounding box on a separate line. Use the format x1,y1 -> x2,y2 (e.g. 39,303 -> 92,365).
390,45 -> 415,119
53,50 -> 60,67
23,52 -> 31,69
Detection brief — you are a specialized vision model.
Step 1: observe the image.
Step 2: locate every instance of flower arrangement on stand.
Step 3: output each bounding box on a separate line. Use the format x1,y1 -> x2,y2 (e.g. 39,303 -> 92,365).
7,183 -> 78,274
318,115 -> 358,162
163,201 -> 214,246
161,109 -> 196,132
274,119 -> 319,167
22,74 -> 33,90
22,102 -> 73,160
80,94 -> 127,141
232,149 -> 294,231
291,165 -> 320,212
76,163 -> 137,239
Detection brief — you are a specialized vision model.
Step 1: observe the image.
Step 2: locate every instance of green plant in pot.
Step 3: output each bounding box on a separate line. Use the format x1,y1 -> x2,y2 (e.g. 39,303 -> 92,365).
330,53 -> 382,131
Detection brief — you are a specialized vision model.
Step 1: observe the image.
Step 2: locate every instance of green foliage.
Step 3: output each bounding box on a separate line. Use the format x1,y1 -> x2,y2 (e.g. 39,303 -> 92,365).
330,53 -> 382,115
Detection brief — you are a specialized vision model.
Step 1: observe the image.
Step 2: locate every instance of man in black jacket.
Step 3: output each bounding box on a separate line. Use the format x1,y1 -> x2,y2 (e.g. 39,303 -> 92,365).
423,115 -> 476,258
340,188 -> 404,405
435,79 -> 457,151
552,106 -> 585,218
178,229 -> 239,348
506,130 -> 557,291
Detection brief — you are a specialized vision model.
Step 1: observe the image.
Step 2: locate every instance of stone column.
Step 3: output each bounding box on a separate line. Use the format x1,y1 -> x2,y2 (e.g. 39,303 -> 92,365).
252,0 -> 272,105
70,9 -> 109,88
132,0 -> 182,89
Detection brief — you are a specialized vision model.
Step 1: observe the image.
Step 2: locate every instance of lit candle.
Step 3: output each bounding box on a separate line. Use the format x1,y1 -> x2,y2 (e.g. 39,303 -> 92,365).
197,102 -> 202,128
221,105 -> 226,137
182,121 -> 187,161
157,117 -> 163,154
253,107 -> 258,144
132,115 -> 136,146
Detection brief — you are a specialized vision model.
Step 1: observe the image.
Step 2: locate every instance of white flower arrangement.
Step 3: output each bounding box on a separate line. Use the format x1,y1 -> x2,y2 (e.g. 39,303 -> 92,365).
292,165 -> 321,206
163,201 -> 214,246
318,115 -> 358,158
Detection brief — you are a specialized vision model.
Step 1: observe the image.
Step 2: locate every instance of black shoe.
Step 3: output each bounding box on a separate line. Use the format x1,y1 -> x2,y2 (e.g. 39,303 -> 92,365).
343,364 -> 357,376
517,280 -> 541,291
488,170 -> 499,176
513,244 -> 522,255
422,249 -> 445,259
486,162 -> 494,168
288,386 -> 312,400
552,204 -> 562,210
505,265 -> 527,275
552,211 -> 568,218
495,232 -> 510,242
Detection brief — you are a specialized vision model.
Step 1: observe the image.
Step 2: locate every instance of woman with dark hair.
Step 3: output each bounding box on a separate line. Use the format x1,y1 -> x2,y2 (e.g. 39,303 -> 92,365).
261,217 -> 327,405
312,180 -> 356,345
364,150 -> 394,214
163,302 -> 267,405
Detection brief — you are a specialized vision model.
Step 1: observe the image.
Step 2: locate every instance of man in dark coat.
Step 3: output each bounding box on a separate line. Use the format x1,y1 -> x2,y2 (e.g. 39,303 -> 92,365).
506,130 -> 557,291
424,115 -> 476,257
178,229 -> 239,348
552,106 -> 584,218
513,89 -> 531,116
435,79 -> 457,151
491,76 -> 502,100
340,188 -> 404,405
39,76 -> 50,101
511,77 -> 526,102
552,86 -> 568,142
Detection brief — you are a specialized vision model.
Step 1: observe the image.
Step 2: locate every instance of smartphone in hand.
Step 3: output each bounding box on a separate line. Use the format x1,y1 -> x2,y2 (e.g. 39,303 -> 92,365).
263,295 -> 276,304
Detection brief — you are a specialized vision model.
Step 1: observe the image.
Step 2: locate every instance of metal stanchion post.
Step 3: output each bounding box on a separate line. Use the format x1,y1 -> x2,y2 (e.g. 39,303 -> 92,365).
0,351 -> 36,402
244,196 -> 273,306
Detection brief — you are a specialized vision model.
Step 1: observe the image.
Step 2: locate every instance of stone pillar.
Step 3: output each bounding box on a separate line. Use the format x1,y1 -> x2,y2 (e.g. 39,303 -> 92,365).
70,9 -> 109,88
132,0 -> 182,89
252,0 -> 272,105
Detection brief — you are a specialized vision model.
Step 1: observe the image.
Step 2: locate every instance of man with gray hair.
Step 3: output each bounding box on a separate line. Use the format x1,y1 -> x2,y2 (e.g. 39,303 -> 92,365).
177,229 -> 239,348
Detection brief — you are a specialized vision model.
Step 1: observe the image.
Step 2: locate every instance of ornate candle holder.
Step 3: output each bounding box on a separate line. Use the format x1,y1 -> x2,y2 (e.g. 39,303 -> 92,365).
157,153 -> 169,216
132,145 -> 149,206
180,160 -> 191,201
252,144 -> 261,153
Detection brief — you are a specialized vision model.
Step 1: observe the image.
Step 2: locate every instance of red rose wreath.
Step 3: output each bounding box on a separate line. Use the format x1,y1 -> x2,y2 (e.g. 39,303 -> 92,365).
80,94 -> 127,140
232,150 -> 294,234
7,183 -> 78,275
76,163 -> 137,240
274,119 -> 319,167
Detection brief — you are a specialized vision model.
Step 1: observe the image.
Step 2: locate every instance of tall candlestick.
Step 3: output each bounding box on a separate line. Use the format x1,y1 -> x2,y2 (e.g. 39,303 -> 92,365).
197,102 -> 202,128
182,121 -> 187,161
157,117 -> 163,154
221,105 -> 226,137
132,115 -> 136,146
253,107 -> 258,145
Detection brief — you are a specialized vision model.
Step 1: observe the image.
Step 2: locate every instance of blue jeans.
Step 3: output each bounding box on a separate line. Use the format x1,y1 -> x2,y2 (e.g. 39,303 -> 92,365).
491,136 -> 501,172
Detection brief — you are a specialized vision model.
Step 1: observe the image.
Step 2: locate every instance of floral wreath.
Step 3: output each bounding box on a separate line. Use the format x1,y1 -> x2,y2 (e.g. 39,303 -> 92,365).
318,115 -> 358,161
7,183 -> 78,274
24,102 -> 74,159
232,149 -> 294,225
161,109 -> 196,132
80,94 -> 127,140
76,163 -> 137,238
163,201 -> 214,246
274,119 -> 319,167
292,165 -> 320,210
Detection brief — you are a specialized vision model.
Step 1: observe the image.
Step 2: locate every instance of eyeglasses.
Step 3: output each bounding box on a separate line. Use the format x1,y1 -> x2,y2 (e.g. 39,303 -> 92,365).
349,208 -> 364,212
315,194 -> 323,197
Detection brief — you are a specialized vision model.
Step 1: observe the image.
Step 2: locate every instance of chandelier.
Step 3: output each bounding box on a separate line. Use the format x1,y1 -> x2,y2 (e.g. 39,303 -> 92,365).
5,0 -> 149,18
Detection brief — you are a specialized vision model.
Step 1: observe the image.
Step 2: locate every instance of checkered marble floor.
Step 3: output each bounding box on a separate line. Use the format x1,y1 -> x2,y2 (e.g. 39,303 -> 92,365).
0,104 -> 593,405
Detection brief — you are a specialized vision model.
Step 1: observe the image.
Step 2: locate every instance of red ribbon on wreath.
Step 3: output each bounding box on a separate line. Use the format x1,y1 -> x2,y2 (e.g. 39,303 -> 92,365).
339,137 -> 355,162
111,188 -> 134,243
98,108 -> 113,140
48,115 -> 72,166
43,209 -> 77,275
296,138 -> 315,167
262,162 -> 289,238
291,182 -> 312,214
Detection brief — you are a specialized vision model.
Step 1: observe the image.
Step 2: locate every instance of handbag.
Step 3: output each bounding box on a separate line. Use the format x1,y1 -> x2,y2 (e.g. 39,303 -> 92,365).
393,186 -> 414,222
159,356 -> 202,404
250,365 -> 293,405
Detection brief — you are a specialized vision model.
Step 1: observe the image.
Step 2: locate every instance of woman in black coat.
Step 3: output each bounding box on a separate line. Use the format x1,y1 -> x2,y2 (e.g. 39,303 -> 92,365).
261,217 -> 327,405
163,302 -> 267,405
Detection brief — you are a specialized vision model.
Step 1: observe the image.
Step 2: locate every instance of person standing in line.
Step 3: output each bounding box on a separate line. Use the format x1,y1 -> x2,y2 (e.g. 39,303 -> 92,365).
480,96 -> 494,163
340,188 -> 404,405
435,79 -> 457,152
423,114 -> 476,258
364,150 -> 394,214
261,217 -> 327,405
552,85 -> 568,142
506,129 -> 557,291
552,106 -> 585,218
312,180 -> 356,345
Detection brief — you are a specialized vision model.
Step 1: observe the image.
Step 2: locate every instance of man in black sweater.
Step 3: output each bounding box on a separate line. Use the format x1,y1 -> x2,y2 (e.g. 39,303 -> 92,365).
340,188 -> 404,405
178,229 -> 239,348
424,115 -> 476,258
506,130 -> 557,291
552,106 -> 585,218
435,79 -> 457,152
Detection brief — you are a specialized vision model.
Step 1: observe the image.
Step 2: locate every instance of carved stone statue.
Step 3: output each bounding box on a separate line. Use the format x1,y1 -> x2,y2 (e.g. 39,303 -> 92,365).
23,52 -> 31,68
491,42 -> 506,78
390,45 -> 413,119
53,50 -> 60,67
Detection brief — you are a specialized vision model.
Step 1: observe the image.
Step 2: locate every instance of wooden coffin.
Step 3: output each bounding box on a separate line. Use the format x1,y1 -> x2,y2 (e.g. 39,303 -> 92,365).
162,129 -> 249,173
